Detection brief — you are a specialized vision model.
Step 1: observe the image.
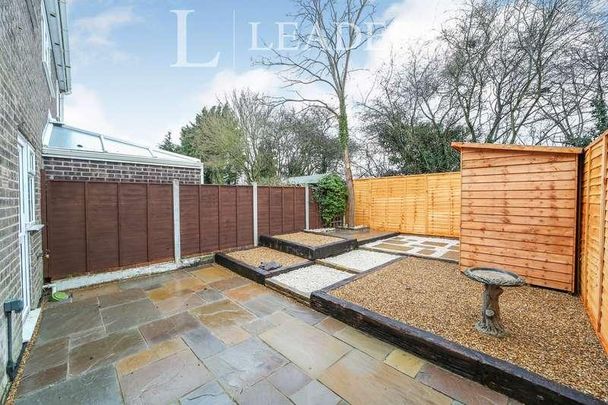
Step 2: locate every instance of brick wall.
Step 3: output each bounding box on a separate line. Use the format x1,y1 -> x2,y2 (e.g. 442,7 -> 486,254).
43,156 -> 202,184
0,0 -> 58,397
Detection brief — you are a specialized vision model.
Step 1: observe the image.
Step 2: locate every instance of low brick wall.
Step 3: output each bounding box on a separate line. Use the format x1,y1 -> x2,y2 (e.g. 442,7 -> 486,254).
43,156 -> 202,184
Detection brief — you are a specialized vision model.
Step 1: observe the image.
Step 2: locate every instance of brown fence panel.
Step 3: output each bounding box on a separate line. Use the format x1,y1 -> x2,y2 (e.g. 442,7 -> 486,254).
219,187 -> 237,249
294,187 -> 306,230
580,132 -> 608,352
257,187 -> 270,236
47,182 -> 86,279
237,187 -> 253,246
282,188 -> 295,233
147,184 -> 174,262
269,188 -> 283,235
180,185 -> 200,257
44,181 -> 317,279
200,186 -> 220,253
86,183 -> 119,272
118,183 -> 148,267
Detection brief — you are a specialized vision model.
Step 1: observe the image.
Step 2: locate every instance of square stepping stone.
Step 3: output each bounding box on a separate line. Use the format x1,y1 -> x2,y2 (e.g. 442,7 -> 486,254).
320,250 -> 399,273
260,318 -> 351,377
267,265 -> 352,299
319,351 -> 451,405
371,243 -> 412,253
440,251 -> 460,262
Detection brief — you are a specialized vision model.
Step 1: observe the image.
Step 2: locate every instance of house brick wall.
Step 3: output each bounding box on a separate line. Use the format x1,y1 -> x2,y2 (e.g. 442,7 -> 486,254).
43,156 -> 203,184
0,0 -> 58,397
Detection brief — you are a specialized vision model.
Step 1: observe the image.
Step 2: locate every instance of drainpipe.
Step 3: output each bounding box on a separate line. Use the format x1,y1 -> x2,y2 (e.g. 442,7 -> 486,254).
4,299 -> 24,380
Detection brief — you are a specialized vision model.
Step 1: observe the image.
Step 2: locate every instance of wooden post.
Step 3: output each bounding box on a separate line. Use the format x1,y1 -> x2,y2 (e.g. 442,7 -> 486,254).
253,182 -> 258,246
173,179 -> 181,264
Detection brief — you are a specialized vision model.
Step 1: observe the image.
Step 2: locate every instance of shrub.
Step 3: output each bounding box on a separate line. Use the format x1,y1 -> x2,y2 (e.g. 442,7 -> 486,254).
313,173 -> 348,226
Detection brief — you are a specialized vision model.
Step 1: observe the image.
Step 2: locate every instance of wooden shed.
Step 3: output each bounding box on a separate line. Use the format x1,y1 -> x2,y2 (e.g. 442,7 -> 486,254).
452,142 -> 583,292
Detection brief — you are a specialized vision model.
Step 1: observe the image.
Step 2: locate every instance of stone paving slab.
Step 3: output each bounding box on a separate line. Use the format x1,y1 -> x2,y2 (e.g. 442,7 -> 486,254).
364,234 -> 460,262
15,265 -> 514,405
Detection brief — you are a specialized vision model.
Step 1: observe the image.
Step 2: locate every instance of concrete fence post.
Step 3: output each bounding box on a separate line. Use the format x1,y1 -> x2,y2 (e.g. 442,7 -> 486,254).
173,179 -> 181,263
253,182 -> 258,246
305,184 -> 310,230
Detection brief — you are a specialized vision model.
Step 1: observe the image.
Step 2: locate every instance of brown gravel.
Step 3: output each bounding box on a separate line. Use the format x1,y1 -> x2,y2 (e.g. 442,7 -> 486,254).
276,232 -> 342,247
332,257 -> 608,401
227,247 -> 308,267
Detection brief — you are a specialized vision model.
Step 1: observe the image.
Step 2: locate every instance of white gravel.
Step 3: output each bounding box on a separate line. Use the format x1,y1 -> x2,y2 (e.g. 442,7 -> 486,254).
320,250 -> 400,273
269,265 -> 352,297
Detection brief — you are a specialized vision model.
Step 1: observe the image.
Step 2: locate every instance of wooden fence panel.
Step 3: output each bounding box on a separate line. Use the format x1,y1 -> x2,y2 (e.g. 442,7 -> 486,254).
269,188 -> 283,235
200,186 -> 220,253
147,184 -> 174,262
257,187 -> 270,236
180,185 -> 200,257
86,183 -> 119,272
118,184 -> 148,267
353,173 -> 461,238
580,132 -> 608,352
237,187 -> 253,247
219,187 -> 237,249
47,182 -> 86,278
44,181 -> 318,279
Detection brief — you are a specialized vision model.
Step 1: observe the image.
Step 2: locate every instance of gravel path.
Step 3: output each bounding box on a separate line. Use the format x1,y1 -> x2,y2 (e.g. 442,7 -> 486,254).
332,257 -> 608,401
227,247 -> 308,268
270,265 -> 352,296
276,232 -> 342,247
320,250 -> 400,272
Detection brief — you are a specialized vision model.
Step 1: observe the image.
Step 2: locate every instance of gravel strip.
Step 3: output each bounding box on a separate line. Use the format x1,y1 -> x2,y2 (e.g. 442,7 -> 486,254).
276,232 -> 342,247
320,250 -> 400,273
227,247 -> 308,268
270,265 -> 352,296
331,257 -> 608,401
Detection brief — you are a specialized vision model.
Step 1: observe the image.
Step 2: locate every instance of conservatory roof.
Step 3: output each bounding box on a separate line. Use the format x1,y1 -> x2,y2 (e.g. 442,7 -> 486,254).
43,123 -> 202,169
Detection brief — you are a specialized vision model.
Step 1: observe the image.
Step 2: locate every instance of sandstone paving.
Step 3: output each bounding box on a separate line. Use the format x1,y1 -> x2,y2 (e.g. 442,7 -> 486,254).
15,266 -> 515,404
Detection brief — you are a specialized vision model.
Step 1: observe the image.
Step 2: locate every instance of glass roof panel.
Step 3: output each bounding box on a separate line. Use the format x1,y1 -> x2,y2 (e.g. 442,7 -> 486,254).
104,139 -> 153,157
48,125 -> 103,152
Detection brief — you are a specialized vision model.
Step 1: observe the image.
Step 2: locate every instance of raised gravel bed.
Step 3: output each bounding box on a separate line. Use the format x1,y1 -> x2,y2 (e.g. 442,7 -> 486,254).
259,232 -> 357,260
310,257 -> 607,404
306,228 -> 399,244
266,265 -> 352,303
215,247 -> 311,284
319,250 -> 401,273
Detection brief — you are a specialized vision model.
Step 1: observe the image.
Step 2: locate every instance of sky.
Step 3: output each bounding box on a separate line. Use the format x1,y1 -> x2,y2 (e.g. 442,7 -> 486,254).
64,0 -> 457,147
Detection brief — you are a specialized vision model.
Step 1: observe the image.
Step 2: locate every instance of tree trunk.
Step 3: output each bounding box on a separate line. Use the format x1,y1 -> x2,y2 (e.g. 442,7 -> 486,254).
339,104 -> 355,227
476,284 -> 506,337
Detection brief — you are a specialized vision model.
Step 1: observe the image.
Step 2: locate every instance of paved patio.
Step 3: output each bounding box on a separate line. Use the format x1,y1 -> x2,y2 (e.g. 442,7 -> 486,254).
363,234 -> 460,262
14,264 -> 512,404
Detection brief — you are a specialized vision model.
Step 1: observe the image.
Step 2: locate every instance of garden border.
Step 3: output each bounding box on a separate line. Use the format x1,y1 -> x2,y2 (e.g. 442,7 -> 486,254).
310,272 -> 602,405
214,252 -> 313,284
258,234 -> 357,260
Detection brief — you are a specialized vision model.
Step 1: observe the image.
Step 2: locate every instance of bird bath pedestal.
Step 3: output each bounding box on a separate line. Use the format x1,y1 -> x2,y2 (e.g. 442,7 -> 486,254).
464,267 -> 525,337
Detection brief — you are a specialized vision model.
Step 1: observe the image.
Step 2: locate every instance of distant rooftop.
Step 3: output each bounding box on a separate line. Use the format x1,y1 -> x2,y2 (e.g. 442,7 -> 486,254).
43,123 -> 203,169
286,173 -> 329,185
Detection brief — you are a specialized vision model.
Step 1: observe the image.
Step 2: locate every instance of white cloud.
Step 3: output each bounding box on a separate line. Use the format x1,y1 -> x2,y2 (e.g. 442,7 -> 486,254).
63,83 -> 115,135
71,6 -> 142,64
196,68 -> 283,106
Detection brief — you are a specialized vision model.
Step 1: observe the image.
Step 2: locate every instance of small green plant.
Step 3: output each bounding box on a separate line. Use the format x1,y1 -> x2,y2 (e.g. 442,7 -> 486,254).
313,173 -> 348,226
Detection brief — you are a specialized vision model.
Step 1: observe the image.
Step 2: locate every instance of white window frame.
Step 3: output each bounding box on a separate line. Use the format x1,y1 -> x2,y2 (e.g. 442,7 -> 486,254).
41,0 -> 54,96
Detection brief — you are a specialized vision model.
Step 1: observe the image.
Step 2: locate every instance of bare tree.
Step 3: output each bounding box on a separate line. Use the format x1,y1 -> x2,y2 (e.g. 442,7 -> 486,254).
259,0 -> 385,226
